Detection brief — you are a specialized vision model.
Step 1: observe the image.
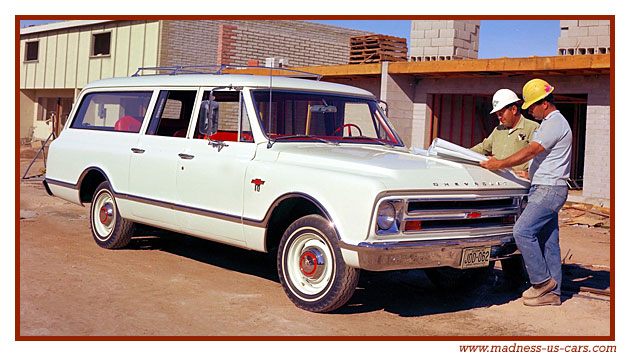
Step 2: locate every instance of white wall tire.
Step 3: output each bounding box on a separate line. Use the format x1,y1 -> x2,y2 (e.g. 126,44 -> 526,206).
89,181 -> 134,249
277,214 -> 359,312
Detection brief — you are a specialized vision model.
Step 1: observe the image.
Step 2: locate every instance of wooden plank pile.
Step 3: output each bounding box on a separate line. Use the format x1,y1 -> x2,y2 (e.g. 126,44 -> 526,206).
349,34 -> 408,64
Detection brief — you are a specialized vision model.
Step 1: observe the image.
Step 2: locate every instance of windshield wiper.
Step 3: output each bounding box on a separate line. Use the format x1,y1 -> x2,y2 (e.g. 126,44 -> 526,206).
267,135 -> 339,149
342,136 -> 395,147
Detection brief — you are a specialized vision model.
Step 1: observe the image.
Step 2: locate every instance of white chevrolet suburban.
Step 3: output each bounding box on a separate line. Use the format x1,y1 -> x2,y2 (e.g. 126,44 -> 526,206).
44,66 -> 529,312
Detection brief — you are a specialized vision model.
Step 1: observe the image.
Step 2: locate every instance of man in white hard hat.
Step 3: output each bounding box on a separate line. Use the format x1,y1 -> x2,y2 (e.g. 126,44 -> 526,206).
480,79 -> 572,307
471,89 -> 539,175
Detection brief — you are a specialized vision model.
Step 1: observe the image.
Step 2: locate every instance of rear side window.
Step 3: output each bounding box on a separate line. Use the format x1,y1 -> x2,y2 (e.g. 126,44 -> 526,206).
70,91 -> 153,132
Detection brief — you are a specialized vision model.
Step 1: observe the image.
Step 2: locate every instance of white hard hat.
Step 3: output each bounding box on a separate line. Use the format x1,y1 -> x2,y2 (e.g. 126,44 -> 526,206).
490,89 -> 520,114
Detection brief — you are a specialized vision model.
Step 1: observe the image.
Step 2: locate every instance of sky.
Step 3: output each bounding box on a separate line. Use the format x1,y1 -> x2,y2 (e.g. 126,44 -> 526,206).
19,19 -> 561,59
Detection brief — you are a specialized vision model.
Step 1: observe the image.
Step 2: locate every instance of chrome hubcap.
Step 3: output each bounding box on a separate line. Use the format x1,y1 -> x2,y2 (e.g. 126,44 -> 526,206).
93,191 -> 115,240
99,203 -> 114,226
286,229 -> 333,297
300,248 -> 325,280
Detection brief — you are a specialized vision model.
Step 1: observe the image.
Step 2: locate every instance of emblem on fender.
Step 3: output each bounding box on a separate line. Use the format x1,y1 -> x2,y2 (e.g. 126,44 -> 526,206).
251,178 -> 265,192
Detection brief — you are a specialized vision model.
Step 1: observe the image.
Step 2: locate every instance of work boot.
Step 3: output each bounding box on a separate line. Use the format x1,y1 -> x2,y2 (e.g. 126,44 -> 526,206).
523,292 -> 561,306
522,278 -> 557,299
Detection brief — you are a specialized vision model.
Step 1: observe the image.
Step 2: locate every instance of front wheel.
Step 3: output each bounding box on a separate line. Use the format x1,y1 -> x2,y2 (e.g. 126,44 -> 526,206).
277,214 -> 359,312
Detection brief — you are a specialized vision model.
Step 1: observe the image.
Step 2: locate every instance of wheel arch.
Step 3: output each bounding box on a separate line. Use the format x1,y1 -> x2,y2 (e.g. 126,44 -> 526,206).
262,193 -> 339,254
77,167 -> 112,205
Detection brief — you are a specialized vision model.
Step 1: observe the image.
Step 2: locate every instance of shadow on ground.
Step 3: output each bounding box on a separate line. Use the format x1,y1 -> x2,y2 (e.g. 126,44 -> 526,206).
126,227 -> 609,317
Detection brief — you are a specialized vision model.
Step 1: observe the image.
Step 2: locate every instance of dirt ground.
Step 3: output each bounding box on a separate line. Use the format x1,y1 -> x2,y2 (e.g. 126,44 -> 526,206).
18,154 -> 612,337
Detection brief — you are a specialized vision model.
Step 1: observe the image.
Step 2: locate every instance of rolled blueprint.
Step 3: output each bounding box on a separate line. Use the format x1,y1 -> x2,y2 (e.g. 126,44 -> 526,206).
428,138 -> 489,162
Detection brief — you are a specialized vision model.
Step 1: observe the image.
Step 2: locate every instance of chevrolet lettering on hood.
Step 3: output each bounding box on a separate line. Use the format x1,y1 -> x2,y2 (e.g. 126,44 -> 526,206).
433,181 -> 509,187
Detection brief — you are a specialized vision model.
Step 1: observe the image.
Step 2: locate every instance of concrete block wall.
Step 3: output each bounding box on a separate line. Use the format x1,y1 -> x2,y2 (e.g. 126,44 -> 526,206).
409,20 -> 480,61
160,20 -> 370,68
558,20 -> 610,55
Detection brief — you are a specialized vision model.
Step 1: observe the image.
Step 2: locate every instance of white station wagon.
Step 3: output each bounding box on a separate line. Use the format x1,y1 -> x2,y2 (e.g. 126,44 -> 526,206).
44,66 -> 529,312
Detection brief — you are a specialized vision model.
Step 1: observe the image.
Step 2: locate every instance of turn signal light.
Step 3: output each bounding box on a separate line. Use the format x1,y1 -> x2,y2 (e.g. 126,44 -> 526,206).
404,220 -> 422,231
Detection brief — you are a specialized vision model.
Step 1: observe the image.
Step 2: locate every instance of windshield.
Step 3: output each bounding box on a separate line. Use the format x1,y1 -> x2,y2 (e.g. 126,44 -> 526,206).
251,90 -> 403,146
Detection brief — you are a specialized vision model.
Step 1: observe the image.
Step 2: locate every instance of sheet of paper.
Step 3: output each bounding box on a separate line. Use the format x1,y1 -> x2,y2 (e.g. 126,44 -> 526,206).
428,138 -> 489,163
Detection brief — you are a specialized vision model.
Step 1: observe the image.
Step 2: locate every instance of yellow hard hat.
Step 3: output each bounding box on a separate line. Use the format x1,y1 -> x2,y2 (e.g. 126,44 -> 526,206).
522,78 -> 554,110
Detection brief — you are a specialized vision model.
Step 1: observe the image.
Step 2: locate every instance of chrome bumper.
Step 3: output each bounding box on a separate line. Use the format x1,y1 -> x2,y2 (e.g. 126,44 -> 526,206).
340,233 -> 518,271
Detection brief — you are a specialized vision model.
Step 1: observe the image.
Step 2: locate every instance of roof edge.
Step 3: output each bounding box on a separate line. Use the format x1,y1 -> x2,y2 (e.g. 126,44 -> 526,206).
20,20 -> 114,35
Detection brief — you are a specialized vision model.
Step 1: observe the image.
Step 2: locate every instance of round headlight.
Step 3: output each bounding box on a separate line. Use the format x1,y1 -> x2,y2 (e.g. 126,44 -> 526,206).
377,202 -> 396,230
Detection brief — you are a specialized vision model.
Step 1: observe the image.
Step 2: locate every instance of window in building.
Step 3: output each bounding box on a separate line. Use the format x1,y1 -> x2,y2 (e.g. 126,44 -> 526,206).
92,32 -> 111,57
25,41 -> 39,61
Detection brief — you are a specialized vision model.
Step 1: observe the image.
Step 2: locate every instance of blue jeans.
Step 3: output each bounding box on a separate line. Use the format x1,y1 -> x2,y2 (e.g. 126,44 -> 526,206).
513,184 -> 568,296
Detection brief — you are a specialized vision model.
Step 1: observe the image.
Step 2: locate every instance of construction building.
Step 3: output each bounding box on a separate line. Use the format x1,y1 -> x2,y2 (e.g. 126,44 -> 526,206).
19,19 -> 611,202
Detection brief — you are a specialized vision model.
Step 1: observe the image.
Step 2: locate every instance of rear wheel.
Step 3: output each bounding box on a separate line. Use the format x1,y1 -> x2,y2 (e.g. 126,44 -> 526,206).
89,181 -> 134,249
277,214 -> 359,312
424,262 -> 495,291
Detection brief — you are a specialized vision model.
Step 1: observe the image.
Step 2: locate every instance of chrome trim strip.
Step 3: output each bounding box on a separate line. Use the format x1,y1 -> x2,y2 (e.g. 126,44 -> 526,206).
45,178 -> 77,189
47,173 -> 336,233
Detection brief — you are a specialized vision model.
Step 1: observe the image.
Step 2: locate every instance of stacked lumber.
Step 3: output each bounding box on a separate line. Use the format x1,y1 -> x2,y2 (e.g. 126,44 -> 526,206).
349,34 -> 408,64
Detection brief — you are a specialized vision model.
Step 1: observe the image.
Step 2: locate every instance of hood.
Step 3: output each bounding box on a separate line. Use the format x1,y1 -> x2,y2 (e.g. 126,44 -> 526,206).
274,144 -> 530,191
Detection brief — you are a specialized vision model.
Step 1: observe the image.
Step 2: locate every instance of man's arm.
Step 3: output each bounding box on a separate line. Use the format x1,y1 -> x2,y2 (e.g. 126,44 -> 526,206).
470,130 -> 495,155
480,141 -> 545,170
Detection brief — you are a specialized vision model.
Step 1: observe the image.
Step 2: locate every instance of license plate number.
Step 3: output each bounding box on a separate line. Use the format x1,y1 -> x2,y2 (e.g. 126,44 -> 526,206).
461,247 -> 491,268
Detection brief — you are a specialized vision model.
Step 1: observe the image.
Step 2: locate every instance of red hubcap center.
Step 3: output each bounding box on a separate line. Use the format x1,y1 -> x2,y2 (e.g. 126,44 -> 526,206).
300,252 -> 317,276
100,206 -> 108,223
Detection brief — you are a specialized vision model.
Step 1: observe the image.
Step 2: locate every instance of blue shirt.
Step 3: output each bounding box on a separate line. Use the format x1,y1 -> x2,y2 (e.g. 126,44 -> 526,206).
529,110 -> 573,186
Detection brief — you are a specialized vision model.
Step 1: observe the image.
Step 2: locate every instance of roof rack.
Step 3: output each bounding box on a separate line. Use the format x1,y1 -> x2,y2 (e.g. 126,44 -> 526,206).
131,65 -> 322,80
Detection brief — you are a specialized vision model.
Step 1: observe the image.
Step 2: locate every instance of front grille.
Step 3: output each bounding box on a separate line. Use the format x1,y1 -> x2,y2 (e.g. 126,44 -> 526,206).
407,198 -> 515,214
400,197 -> 521,234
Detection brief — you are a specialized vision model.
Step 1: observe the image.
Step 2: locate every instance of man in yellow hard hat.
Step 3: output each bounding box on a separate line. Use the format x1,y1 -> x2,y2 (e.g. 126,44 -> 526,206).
471,88 -> 539,176
480,78 -> 572,307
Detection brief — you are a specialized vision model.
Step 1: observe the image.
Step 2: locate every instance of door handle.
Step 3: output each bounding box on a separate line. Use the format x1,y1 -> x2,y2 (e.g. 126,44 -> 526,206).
178,153 -> 195,160
131,148 -> 145,154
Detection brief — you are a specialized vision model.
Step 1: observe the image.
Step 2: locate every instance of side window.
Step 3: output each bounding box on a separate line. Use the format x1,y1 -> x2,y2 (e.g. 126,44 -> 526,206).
70,91 -> 152,132
240,97 -> 254,143
146,90 -> 197,137
195,91 -> 252,142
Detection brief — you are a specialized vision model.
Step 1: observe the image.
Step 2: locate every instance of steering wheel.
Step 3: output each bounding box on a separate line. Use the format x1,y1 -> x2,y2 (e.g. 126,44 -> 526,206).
333,123 -> 362,137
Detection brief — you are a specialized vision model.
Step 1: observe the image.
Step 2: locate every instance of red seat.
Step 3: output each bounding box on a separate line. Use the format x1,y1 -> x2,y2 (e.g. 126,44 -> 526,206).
114,116 -> 142,132
173,129 -> 187,137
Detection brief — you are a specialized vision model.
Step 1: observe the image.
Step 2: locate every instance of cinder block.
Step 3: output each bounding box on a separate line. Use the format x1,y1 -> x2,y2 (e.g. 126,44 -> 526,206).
440,29 -> 455,38
418,38 -> 432,47
560,20 -> 578,27
598,36 -> 610,47
577,36 -> 599,47
412,20 -> 433,31
455,29 -> 470,41
589,25 -> 609,36
455,47 -> 469,57
432,37 -> 448,46
465,22 -> 478,34
412,30 -> 426,39
568,26 -> 589,37
453,21 -> 467,31
599,20 -> 611,26
425,29 -> 439,38
454,38 -> 467,48
445,20 -> 455,29
578,20 -> 600,26
431,21 -> 447,30
424,46 -> 438,55
438,46 -> 455,55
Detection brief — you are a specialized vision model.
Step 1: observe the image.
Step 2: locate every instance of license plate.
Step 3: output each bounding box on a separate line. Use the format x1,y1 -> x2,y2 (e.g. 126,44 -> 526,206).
461,247 -> 491,269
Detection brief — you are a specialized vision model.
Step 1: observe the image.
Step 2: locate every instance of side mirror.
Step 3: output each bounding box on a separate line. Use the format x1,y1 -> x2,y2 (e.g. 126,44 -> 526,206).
198,100 -> 219,136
